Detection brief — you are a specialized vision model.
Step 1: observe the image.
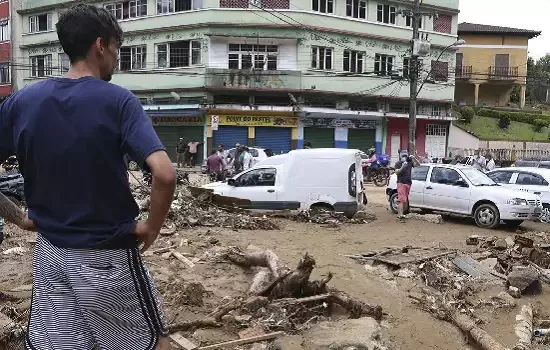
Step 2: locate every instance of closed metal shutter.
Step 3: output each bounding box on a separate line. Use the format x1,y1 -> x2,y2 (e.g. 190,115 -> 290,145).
255,127 -> 292,155
347,129 -> 376,153
213,126 -> 248,150
178,126 -> 204,161
303,128 -> 334,148
154,126 -> 179,161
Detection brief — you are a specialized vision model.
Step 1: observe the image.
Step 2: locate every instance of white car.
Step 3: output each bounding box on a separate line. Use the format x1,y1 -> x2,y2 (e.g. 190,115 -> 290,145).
201,147 -> 269,174
386,164 -> 542,229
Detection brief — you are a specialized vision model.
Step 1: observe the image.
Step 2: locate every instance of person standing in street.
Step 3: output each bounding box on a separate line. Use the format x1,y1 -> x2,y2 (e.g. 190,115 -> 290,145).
472,149 -> 486,171
394,150 -> 420,222
187,139 -> 201,167
0,4 -> 176,349
485,154 -> 496,172
206,150 -> 226,181
242,147 -> 253,170
176,137 -> 186,168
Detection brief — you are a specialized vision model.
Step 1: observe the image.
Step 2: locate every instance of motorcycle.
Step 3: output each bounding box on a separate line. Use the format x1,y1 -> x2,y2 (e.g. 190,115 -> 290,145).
362,154 -> 391,187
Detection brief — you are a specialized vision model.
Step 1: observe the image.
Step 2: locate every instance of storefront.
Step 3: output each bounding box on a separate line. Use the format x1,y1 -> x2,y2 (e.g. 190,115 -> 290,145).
299,116 -> 380,152
206,110 -> 298,154
385,117 -> 450,164
148,109 -> 205,162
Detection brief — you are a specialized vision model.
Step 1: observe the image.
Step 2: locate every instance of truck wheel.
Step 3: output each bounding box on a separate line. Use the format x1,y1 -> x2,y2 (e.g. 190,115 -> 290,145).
474,203 -> 500,229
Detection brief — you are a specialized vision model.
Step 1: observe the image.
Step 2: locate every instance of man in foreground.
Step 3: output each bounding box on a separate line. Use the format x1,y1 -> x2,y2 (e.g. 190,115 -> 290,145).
394,150 -> 420,222
0,4 -> 176,349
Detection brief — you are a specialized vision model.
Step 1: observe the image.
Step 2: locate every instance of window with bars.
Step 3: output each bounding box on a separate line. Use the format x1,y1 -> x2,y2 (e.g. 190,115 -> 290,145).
59,53 -> 70,75
374,54 -> 394,76
405,15 -> 422,28
30,55 -> 52,77
431,106 -> 441,117
376,4 -> 396,24
156,40 -> 201,68
156,0 -> 192,13
426,123 -> 447,136
311,46 -> 332,70
228,44 -> 278,70
343,50 -> 363,73
312,0 -> 333,13
0,20 -> 8,42
105,0 -> 147,20
29,13 -> 52,33
433,14 -> 452,34
431,60 -> 449,82
119,46 -> 147,71
346,0 -> 366,19
0,63 -> 9,83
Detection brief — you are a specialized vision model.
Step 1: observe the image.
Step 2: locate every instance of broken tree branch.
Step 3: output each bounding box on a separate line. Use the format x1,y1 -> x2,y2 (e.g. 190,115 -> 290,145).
450,310 -> 509,350
513,304 -> 533,350
225,248 -> 280,278
168,319 -> 222,333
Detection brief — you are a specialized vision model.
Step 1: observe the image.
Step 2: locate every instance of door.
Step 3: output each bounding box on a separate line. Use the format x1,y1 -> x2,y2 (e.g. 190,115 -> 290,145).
425,124 -> 447,158
409,166 -> 429,207
347,128 -> 376,153
390,134 -> 400,166
509,171 -> 550,204
423,166 -> 471,213
255,127 -> 292,155
494,54 -> 510,77
213,126 -> 248,150
222,167 -> 283,210
303,128 -> 334,148
455,52 -> 463,71
154,126 -> 179,161
178,126 -> 204,162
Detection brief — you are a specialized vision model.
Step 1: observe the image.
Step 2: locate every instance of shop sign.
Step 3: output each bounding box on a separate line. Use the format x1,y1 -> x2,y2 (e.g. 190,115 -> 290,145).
300,117 -> 378,129
150,116 -> 204,126
209,115 -> 298,127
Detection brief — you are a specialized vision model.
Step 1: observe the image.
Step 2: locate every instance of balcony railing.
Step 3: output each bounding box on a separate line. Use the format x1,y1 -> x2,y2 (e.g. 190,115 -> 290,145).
455,66 -> 472,79
488,66 -> 519,80
205,68 -> 301,90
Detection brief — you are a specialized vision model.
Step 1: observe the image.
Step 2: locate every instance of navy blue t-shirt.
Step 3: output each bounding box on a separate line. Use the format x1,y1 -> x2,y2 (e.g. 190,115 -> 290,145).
0,77 -> 166,249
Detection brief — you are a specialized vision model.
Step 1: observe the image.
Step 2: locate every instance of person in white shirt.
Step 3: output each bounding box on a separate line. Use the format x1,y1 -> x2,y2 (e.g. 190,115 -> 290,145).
472,150 -> 486,170
485,154 -> 495,172
242,147 -> 253,170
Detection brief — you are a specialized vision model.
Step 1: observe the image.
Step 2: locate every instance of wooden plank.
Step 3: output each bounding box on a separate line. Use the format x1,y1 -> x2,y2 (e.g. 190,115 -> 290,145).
171,251 -> 196,268
169,332 -> 198,350
376,250 -> 456,267
452,255 -> 502,281
271,294 -> 331,306
197,332 -> 284,350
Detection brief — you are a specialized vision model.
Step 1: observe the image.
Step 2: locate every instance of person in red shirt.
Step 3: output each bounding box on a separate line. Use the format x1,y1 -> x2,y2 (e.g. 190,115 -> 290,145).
206,150 -> 226,181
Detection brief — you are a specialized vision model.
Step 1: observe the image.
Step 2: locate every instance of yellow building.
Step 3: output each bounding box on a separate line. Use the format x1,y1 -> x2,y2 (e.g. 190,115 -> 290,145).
455,23 -> 541,109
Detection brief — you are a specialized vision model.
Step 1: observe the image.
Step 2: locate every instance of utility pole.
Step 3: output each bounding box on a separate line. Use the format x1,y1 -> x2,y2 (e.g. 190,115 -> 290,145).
408,0 -> 422,155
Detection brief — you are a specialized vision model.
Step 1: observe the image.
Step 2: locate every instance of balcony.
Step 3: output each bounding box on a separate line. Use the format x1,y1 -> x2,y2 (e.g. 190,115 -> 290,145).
488,66 -> 519,80
205,69 -> 301,91
455,66 -> 472,80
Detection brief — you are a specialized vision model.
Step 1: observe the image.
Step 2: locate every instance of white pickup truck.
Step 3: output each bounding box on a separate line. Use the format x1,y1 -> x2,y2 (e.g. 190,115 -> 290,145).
386,164 -> 542,229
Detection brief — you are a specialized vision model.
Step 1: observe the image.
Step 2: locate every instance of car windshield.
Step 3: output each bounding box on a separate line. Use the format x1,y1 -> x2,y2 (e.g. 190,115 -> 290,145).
460,168 -> 497,186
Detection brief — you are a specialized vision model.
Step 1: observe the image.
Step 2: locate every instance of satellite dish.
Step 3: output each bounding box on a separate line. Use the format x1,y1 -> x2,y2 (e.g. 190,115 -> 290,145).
170,91 -> 181,100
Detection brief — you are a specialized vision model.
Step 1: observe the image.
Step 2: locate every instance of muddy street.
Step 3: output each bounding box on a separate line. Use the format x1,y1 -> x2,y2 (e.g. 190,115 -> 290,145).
0,184 -> 549,349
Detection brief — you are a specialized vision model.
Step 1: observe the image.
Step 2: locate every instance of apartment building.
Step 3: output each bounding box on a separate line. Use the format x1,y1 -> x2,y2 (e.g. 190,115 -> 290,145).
455,23 -> 541,109
14,0 -> 459,161
0,0 -> 11,99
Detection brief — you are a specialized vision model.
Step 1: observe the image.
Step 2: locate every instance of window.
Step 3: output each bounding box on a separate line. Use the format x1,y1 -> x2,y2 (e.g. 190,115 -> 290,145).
433,14 -> 452,34
0,20 -> 9,42
0,63 -> 9,84
311,46 -> 332,70
228,44 -> 277,70
412,166 -> 429,181
429,167 -> 462,185
516,173 -> 549,186
343,50 -> 363,73
58,53 -> 70,75
105,0 -> 147,20
374,54 -> 394,76
487,171 -> 513,184
376,4 -> 396,24
405,15 -> 422,28
403,57 -> 410,78
156,0 -> 192,13
346,0 -> 366,19
157,40 -> 201,68
30,55 -> 52,77
29,13 -> 52,33
312,0 -> 333,13
432,106 -> 441,117
119,46 -> 147,71
431,60 -> 449,82
236,168 -> 277,187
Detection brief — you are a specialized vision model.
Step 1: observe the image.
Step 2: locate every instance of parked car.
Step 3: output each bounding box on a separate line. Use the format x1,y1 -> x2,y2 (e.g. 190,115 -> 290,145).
201,148 -> 366,217
201,147 -> 270,174
512,159 -> 550,169
386,164 -> 542,229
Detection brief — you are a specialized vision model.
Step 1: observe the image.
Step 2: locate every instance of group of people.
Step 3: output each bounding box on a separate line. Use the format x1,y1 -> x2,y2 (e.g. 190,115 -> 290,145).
205,143 -> 276,181
175,137 -> 201,168
471,150 -> 496,172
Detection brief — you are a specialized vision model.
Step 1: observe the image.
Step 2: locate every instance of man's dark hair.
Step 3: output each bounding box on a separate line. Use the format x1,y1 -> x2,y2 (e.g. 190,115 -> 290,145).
211,150 -> 217,155
56,4 -> 123,63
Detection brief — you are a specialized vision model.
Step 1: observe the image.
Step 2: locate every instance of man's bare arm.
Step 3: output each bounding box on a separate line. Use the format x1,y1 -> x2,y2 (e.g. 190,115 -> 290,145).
0,192 -> 24,226
145,150 -> 176,232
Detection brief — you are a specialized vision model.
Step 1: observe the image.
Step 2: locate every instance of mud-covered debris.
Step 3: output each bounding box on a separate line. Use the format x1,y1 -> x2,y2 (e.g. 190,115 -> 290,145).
404,213 -> 443,224
352,210 -> 377,221
290,210 -> 369,225
2,247 -> 28,256
507,267 -> 542,294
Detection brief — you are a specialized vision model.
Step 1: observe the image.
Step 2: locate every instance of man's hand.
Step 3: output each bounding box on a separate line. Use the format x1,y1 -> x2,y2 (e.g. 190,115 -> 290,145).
134,220 -> 160,253
18,212 -> 36,231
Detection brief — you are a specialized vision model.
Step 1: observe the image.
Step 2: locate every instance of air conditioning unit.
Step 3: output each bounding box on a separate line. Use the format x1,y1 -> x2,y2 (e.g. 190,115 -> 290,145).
413,39 -> 431,57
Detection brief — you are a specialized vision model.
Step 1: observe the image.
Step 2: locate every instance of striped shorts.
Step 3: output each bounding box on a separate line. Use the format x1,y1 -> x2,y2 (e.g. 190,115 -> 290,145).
26,234 -> 168,350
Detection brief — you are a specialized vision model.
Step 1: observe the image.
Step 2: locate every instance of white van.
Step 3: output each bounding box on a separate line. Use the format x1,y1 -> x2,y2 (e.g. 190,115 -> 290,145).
201,148 -> 366,217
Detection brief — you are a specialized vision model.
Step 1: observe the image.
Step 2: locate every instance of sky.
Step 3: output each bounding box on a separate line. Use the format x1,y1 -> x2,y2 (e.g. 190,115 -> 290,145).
458,0 -> 549,60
